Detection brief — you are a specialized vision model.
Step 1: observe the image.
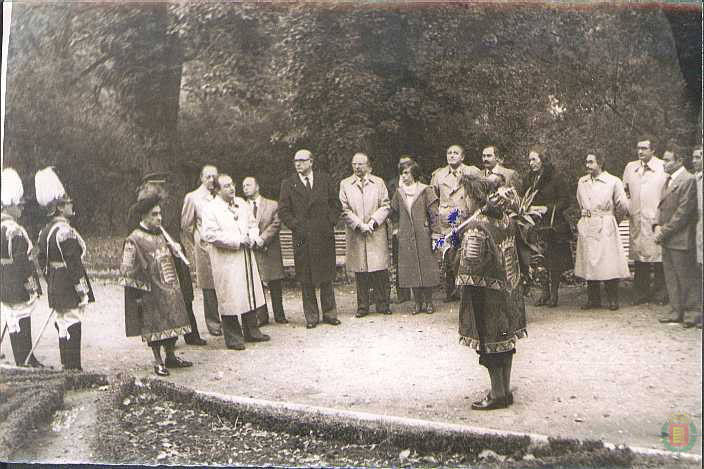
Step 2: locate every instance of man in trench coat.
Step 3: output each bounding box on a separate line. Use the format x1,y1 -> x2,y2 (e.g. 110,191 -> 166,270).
340,153 -> 392,317
181,165 -> 222,336
242,176 -> 288,325
430,144 -> 481,302
278,149 -> 342,329
622,138 -> 668,305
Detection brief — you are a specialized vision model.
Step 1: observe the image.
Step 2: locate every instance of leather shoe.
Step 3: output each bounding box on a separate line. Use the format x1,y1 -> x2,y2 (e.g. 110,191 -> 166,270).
608,302 -> 619,311
245,333 -> 271,343
471,394 -> 508,410
306,323 -> 317,329
165,356 -> 193,368
354,311 -> 368,318
323,318 -> 341,326
154,364 -> 170,376
274,317 -> 289,324
474,392 -> 513,407
185,337 -> 207,346
227,343 -> 246,350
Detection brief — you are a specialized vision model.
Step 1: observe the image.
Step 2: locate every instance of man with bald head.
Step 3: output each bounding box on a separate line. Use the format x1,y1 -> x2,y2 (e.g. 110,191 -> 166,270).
243,176 -> 287,324
430,144 -> 481,302
279,149 -> 342,329
339,153 -> 392,317
181,164 -> 221,337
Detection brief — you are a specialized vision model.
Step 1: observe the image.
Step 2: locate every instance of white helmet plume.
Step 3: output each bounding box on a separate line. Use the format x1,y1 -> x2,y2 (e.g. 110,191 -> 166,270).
35,167 -> 67,208
1,168 -> 24,207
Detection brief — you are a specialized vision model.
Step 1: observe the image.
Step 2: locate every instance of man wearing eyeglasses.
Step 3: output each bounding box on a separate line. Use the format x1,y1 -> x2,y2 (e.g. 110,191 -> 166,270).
278,149 -> 342,329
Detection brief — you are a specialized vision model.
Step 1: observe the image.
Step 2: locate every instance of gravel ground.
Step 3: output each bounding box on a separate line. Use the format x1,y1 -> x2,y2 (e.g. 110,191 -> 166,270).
2,279 -> 701,461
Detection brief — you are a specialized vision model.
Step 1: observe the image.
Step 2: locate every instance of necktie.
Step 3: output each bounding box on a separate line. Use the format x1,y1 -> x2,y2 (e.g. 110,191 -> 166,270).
252,201 -> 258,218
304,177 -> 311,191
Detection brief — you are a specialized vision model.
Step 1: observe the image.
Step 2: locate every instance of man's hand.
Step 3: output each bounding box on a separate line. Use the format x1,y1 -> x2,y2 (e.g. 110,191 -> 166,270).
653,225 -> 663,244
359,223 -> 372,234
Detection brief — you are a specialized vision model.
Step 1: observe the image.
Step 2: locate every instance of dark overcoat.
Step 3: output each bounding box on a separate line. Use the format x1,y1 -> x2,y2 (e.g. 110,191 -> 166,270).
522,163 -> 573,271
391,184 -> 441,288
278,171 -> 341,285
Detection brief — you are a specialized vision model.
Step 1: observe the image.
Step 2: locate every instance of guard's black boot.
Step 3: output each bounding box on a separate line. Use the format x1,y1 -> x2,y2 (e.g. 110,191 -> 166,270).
64,323 -> 82,371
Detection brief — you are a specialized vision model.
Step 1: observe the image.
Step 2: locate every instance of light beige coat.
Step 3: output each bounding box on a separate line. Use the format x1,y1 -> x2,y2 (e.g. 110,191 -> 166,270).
339,174 -> 391,273
622,157 -> 667,262
575,171 -> 631,280
201,196 -> 265,316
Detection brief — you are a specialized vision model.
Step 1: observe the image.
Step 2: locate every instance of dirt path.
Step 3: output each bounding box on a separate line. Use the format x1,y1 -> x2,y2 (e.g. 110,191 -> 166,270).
2,280 -> 701,458
10,388 -> 102,463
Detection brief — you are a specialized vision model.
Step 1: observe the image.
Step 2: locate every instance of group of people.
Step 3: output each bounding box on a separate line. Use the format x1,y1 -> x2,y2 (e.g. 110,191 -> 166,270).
1,137 -> 701,409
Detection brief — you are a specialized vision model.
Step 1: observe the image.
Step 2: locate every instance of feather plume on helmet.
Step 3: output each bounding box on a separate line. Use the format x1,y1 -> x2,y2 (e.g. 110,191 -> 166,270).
34,167 -> 72,215
1,168 -> 24,208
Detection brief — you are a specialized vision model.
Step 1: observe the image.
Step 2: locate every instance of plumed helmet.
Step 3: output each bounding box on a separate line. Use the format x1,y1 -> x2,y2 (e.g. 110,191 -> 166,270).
1,168 -> 24,207
34,167 -> 71,215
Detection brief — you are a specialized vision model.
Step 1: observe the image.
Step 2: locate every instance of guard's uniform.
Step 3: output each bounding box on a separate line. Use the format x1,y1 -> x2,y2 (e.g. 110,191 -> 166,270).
37,216 -> 95,370
1,214 -> 43,366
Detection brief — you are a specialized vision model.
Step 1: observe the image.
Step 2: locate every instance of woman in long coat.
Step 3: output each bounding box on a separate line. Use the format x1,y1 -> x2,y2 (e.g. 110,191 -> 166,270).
391,159 -> 441,314
522,146 -> 573,307
457,174 -> 527,410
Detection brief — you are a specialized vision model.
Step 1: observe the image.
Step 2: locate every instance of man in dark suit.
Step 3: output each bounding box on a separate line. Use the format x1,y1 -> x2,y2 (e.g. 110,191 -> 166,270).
278,149 -> 342,329
655,144 -> 698,324
243,176 -> 288,325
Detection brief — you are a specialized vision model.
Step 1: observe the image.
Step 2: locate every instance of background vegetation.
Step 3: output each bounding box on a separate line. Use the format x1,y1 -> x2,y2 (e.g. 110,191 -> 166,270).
3,2 -> 701,239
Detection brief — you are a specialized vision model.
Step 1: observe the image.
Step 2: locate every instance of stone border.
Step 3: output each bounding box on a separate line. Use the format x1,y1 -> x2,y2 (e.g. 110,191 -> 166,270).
141,378 -> 701,464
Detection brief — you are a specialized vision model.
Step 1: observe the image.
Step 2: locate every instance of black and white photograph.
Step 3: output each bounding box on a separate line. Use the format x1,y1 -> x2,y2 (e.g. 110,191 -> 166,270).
0,1 -> 701,466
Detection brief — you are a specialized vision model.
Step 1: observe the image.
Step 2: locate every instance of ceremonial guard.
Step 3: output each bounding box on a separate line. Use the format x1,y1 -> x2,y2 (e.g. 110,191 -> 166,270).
120,190 -> 194,376
430,145 -> 481,302
35,167 -> 95,371
1,168 -> 43,367
575,153 -> 630,310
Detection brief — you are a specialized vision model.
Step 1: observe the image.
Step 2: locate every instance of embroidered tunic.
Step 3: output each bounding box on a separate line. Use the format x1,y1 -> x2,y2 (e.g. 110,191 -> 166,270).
1,214 -> 42,333
456,212 -> 527,353
119,225 -> 191,342
201,196 -> 266,316
37,217 -> 95,310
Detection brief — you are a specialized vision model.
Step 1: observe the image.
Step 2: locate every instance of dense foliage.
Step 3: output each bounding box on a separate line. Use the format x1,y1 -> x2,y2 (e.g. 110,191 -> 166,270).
3,3 -> 700,237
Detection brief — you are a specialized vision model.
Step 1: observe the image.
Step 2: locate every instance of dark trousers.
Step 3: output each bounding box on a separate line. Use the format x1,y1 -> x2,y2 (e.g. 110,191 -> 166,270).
301,281 -> 337,325
355,270 -> 390,313
392,235 -> 411,302
586,279 -> 619,305
202,288 -> 221,334
662,247 -> 698,314
267,279 -> 285,320
183,301 -> 203,341
412,287 -> 433,304
633,261 -> 666,301
147,336 -> 178,348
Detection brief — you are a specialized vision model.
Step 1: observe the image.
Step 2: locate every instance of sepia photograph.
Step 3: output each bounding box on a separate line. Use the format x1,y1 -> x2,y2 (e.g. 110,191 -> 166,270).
0,0 -> 701,467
